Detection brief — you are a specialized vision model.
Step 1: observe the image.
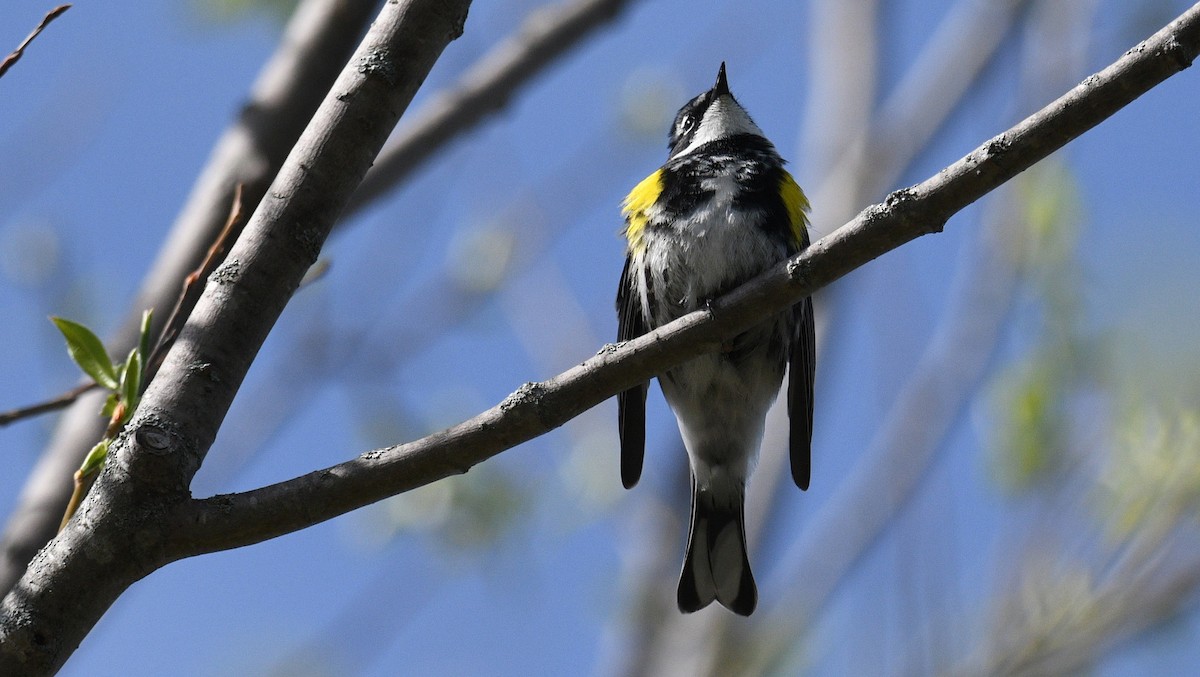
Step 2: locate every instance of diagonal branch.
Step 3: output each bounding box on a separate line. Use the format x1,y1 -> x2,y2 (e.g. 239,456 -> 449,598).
179,2 -> 1200,556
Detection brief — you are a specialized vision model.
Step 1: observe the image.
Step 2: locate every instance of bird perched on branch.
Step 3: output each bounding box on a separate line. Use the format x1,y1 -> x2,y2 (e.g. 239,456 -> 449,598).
616,63 -> 815,616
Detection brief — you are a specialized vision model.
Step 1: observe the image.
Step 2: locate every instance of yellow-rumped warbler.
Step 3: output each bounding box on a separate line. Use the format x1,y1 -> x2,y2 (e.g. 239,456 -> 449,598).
616,63 -> 815,616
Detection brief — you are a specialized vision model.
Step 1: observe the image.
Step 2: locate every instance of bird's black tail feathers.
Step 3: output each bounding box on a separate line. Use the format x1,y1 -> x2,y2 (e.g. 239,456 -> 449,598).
677,478 -> 756,616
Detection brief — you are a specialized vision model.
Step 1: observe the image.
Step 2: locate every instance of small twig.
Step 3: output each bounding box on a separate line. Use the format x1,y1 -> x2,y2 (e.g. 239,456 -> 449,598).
58,471 -> 95,533
57,399 -> 126,531
0,4 -> 71,79
145,184 -> 248,384
0,382 -> 96,428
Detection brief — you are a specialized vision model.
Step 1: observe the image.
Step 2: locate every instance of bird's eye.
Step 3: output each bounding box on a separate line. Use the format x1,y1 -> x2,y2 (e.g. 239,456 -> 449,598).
679,114 -> 696,134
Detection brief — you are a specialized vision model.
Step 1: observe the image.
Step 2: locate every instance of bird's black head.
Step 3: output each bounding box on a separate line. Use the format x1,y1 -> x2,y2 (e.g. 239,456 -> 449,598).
667,62 -> 765,159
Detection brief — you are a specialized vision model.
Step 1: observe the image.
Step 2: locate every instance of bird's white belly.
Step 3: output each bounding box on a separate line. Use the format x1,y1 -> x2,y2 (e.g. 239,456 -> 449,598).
646,184 -> 779,316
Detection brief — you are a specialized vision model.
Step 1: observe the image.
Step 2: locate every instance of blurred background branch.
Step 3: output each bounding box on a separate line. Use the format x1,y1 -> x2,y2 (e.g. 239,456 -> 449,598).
347,0 -> 640,215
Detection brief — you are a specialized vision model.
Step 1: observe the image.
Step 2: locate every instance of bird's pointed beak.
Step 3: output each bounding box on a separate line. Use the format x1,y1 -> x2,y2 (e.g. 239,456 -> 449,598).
713,62 -> 730,97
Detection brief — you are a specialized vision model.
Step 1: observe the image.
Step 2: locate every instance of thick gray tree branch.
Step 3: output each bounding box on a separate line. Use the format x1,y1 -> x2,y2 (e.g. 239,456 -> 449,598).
179,3 -> 1200,556
0,1 -> 471,673
0,0 -> 379,598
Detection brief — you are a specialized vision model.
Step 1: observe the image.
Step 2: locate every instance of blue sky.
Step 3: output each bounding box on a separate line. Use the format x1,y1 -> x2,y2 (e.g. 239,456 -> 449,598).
3,0 -> 1200,675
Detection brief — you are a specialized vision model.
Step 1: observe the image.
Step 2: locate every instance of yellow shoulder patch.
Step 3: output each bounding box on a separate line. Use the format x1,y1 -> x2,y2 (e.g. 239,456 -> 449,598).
622,169 -> 663,253
779,170 -> 811,247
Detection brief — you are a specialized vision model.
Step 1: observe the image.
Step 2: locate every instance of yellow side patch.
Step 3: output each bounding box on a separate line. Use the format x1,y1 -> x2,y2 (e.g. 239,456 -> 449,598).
779,170 -> 811,247
621,169 -> 663,253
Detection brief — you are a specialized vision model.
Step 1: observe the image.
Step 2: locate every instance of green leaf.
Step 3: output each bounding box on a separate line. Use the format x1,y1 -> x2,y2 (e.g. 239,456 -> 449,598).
79,439 -> 110,476
101,393 -> 119,418
138,309 -> 153,381
120,348 -> 142,415
51,317 -> 119,390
